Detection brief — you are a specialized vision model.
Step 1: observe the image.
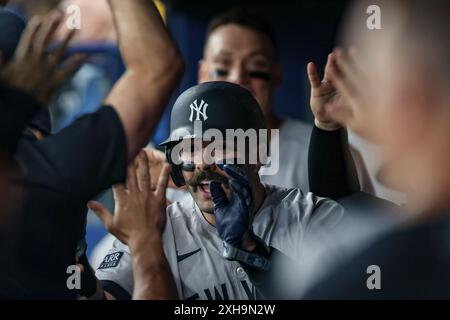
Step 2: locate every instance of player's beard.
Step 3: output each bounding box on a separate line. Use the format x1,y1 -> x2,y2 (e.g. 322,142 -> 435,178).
185,170 -> 230,214
185,170 -> 229,191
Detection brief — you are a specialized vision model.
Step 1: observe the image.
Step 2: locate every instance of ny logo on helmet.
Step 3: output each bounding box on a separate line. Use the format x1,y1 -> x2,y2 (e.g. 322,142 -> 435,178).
189,99 -> 208,122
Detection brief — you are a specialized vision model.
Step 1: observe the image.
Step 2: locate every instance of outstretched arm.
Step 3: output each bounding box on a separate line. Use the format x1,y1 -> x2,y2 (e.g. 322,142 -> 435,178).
0,11 -> 83,151
307,52 -> 360,199
105,0 -> 184,162
89,151 -> 177,300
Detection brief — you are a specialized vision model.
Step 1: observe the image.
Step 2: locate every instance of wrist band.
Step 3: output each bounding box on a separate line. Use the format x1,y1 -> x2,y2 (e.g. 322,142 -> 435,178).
222,241 -> 272,271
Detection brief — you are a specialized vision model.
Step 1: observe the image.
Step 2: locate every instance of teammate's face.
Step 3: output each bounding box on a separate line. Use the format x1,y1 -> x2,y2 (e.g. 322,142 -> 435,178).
347,1 -> 450,211
199,24 -> 281,119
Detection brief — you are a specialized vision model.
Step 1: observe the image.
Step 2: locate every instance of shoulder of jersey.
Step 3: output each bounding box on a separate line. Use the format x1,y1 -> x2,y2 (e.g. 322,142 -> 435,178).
263,184 -> 309,208
166,196 -> 196,220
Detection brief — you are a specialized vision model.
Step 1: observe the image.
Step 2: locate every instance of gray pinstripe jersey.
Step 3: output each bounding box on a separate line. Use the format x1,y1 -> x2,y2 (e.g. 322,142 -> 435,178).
95,184 -> 344,300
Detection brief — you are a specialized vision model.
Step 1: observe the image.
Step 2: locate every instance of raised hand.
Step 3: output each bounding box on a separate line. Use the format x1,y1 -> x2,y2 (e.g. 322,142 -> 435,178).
307,52 -> 345,131
0,11 -> 85,106
210,164 -> 255,247
144,147 -> 177,190
88,150 -> 172,246
325,48 -> 375,140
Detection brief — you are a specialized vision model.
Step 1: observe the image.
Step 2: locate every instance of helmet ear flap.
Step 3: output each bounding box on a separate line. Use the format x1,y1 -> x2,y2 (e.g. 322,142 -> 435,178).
165,145 -> 186,187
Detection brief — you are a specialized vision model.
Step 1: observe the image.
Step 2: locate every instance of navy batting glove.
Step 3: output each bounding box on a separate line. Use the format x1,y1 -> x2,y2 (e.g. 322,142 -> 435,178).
210,164 -> 255,247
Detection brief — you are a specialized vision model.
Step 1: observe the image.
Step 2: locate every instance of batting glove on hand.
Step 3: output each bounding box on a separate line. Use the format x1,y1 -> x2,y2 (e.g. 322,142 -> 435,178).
210,164 -> 255,247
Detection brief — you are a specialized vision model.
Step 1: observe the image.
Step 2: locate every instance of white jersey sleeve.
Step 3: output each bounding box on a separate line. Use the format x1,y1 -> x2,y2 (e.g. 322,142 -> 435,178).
94,238 -> 134,299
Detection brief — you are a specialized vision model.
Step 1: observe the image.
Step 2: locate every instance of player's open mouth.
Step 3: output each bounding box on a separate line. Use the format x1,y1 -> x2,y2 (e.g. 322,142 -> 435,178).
197,180 -> 228,196
198,181 -> 211,194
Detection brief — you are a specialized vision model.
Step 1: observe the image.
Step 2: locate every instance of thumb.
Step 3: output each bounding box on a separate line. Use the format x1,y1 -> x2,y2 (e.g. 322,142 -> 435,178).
210,181 -> 228,210
88,201 -> 114,230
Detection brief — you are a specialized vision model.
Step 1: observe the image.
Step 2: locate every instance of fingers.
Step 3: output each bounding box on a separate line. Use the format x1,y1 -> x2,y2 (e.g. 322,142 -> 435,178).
155,163 -> 171,198
112,183 -> 128,203
327,50 -> 357,102
222,164 -> 249,187
14,16 -> 43,60
144,148 -> 162,189
35,53 -> 86,106
334,48 -> 357,83
136,150 -> 150,192
333,48 -> 364,99
230,179 -> 252,207
88,201 -> 114,230
323,52 -> 336,83
144,148 -> 177,189
326,47 -> 371,128
307,62 -> 321,89
34,11 -> 63,56
126,159 -> 139,192
144,147 -> 166,163
210,181 -> 228,210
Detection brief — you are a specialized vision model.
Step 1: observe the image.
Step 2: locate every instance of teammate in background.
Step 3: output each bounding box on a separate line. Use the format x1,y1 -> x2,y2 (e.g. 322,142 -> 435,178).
92,81 -> 345,300
197,7 -> 373,193
0,0 -> 183,299
142,7 -> 372,195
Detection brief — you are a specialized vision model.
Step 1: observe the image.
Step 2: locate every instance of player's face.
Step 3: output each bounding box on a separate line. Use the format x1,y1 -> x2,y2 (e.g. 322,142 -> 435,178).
179,140 -> 242,214
199,24 -> 281,119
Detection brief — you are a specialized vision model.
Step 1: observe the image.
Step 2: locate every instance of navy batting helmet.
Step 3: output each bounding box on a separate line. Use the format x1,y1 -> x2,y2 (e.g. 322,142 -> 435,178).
161,81 -> 267,186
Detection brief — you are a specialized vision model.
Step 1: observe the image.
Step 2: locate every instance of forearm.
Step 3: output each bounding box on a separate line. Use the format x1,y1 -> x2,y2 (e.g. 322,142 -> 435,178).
108,0 -> 180,74
308,125 -> 360,199
128,235 -> 178,300
106,0 -> 184,161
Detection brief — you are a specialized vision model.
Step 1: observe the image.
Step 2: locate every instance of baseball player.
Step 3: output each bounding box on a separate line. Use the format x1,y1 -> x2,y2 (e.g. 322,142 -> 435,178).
92,81 -> 345,300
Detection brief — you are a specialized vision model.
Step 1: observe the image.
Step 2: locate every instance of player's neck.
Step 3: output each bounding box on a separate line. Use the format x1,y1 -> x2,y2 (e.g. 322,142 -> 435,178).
202,211 -> 216,227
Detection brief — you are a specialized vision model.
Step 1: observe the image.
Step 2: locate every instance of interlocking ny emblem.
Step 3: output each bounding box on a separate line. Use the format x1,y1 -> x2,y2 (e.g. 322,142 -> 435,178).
189,99 -> 209,122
